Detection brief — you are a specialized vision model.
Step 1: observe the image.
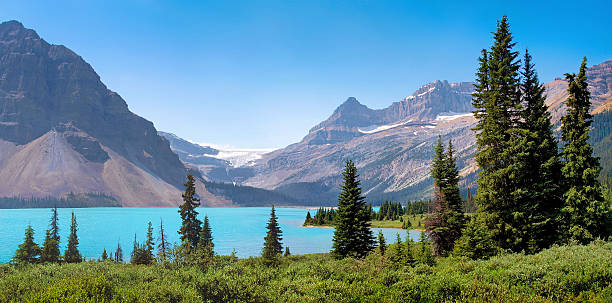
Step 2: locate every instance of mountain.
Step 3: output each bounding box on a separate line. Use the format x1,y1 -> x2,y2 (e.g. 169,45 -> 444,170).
238,60 -> 612,203
0,21 -> 237,207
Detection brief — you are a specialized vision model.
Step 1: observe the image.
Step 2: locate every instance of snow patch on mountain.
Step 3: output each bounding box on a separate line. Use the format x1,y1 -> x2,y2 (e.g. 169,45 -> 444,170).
358,122 -> 406,134
435,112 -> 473,121
189,140 -> 276,167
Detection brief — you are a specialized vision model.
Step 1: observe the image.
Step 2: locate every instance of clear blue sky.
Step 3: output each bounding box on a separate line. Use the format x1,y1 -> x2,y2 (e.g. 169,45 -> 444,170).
1,1 -> 611,148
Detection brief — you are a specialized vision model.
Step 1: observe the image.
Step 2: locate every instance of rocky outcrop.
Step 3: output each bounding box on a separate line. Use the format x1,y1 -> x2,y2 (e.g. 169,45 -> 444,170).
0,21 -> 233,206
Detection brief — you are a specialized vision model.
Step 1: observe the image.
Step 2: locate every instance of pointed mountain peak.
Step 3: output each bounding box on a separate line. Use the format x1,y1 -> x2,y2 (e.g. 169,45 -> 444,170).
0,20 -> 39,40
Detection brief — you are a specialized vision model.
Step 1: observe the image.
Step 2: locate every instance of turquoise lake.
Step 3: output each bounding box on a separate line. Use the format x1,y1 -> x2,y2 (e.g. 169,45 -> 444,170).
0,207 -> 419,263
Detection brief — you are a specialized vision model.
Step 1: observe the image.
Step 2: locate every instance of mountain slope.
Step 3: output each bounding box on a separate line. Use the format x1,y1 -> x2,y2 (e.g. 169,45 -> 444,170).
0,21 -> 232,207
241,59 -> 612,203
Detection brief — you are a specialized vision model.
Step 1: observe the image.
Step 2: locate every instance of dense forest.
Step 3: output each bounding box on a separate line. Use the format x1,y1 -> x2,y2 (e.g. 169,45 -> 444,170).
0,193 -> 120,208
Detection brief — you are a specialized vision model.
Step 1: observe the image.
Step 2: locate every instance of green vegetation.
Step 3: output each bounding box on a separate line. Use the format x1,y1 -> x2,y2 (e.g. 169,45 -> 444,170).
0,193 -> 120,208
332,160 -> 375,258
425,136 -> 465,256
262,206 -> 283,263
0,242 -> 609,302
560,58 -> 611,244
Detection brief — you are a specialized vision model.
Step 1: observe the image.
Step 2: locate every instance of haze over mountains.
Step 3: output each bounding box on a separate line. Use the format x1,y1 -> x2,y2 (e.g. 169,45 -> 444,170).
0,20 -> 610,207
0,21 -> 291,207
169,60 -> 612,204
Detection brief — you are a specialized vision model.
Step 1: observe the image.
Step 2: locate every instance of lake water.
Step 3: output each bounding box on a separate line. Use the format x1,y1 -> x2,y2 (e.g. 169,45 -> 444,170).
0,207 -> 419,263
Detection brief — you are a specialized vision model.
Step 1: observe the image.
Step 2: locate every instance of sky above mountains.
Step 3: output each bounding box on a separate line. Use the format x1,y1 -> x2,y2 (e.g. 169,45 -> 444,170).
1,0 -> 611,148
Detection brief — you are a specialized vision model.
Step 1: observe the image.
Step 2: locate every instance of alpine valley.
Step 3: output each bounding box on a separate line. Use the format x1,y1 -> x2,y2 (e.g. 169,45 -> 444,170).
165,62 -> 612,204
1,20 -> 611,207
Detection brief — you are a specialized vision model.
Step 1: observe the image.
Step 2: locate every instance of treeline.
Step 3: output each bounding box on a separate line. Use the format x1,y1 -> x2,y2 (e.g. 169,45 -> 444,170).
303,200 -> 429,227
424,16 -> 612,260
0,192 -> 120,209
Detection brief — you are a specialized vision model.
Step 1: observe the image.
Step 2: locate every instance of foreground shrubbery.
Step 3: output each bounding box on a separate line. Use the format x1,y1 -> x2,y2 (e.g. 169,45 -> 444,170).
0,241 -> 610,302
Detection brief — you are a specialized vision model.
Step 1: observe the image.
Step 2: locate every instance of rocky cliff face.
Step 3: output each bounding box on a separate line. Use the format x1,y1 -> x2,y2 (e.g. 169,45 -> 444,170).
241,60 -> 612,203
0,21 -> 232,206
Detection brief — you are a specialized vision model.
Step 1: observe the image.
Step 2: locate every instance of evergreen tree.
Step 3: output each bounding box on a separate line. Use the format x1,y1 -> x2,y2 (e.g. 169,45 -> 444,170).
178,174 -> 202,250
115,241 -> 123,263
40,207 -> 61,263
560,57 -> 612,243
197,215 -> 214,258
131,233 -> 138,260
470,16 -> 529,252
12,225 -> 41,265
331,160 -> 375,258
390,233 -> 404,264
198,215 -> 214,249
520,50 -> 563,250
377,231 -> 386,256
64,212 -> 82,263
157,218 -> 169,261
101,248 -> 108,261
262,206 -> 283,261
145,221 -> 155,263
284,247 -> 291,256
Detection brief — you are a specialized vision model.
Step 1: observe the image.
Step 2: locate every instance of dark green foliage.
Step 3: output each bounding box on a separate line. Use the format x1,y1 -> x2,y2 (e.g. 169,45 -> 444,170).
376,201 -> 405,220
591,109 -> 612,180
40,207 -> 60,263
145,221 -> 155,260
425,138 -> 465,256
303,207 -> 337,226
519,50 -> 563,251
454,212 -> 501,259
0,192 -> 120,208
262,206 -> 283,262
197,216 -> 214,259
178,174 -> 202,250
332,160 -> 375,258
284,247 -> 291,257
101,248 -> 108,261
12,225 -> 40,265
560,58 -> 612,243
131,243 -> 154,265
377,231 -> 386,256
64,212 -> 82,263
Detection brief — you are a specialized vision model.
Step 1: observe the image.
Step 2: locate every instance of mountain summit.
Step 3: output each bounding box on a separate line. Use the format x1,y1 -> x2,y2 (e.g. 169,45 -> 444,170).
0,21 -> 231,206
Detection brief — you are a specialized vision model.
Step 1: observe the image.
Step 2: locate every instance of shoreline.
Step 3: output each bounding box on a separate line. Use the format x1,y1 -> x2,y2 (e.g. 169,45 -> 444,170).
302,224 -> 425,231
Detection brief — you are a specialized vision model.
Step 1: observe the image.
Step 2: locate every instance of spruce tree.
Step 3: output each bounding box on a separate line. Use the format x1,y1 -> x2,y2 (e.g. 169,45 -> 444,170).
198,215 -> 214,249
157,218 -> 169,261
425,138 -> 464,256
520,50 -> 563,250
115,241 -> 123,263
331,160 -> 375,258
64,212 -> 82,263
560,57 -> 612,243
262,206 -> 283,261
12,225 -> 41,264
178,174 -> 202,250
377,231 -> 386,256
102,248 -> 108,261
284,247 -> 291,256
40,207 -> 60,263
145,221 -> 155,263
470,16 -> 529,252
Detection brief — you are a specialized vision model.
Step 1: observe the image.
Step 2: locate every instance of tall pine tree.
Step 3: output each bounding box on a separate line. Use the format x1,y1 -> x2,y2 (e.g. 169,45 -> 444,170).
12,225 -> 41,265
426,138 -> 464,256
64,212 -> 82,263
520,50 -> 563,250
178,174 -> 202,250
40,207 -> 60,263
262,206 -> 283,262
560,57 -> 611,243
332,160 -> 375,258
469,16 -> 531,252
